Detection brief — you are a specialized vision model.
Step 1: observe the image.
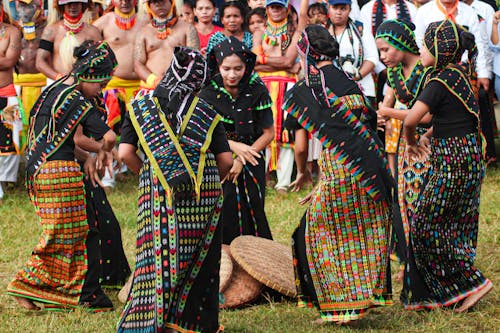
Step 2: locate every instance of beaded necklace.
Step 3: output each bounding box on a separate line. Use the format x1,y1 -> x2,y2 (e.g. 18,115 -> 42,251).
63,12 -> 84,34
114,8 -> 136,30
263,17 -> 290,50
147,2 -> 178,40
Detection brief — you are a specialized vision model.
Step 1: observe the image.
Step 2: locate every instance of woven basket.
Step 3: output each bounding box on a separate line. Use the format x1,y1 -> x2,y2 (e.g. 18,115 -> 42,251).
230,235 -> 297,298
219,245 -> 233,292
220,245 -> 263,309
117,275 -> 133,304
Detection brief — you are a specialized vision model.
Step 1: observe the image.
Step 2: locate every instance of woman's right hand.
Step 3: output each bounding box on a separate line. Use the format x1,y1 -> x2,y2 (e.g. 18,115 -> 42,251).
232,142 -> 261,166
290,170 -> 312,192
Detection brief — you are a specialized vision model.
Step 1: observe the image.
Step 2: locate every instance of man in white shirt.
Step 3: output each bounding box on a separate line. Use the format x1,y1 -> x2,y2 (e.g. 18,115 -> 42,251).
414,0 -> 492,90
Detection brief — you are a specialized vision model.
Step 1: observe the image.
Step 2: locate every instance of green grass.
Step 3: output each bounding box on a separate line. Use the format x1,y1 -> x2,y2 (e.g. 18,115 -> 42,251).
0,167 -> 498,333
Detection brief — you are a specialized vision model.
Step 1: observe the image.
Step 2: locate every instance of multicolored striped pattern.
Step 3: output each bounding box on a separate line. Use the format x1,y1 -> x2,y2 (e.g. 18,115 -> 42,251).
294,149 -> 392,321
7,160 -> 88,307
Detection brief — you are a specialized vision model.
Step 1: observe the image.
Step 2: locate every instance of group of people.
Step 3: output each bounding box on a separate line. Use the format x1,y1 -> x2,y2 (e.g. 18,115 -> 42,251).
0,0 -> 495,331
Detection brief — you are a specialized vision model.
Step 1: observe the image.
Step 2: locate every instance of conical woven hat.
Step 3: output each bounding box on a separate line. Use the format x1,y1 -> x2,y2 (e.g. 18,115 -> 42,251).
219,245 -> 233,292
230,235 -> 297,298
220,245 -> 263,309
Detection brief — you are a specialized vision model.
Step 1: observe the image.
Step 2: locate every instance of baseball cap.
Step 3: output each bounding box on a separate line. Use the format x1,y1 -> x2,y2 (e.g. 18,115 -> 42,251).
266,0 -> 289,7
328,0 -> 352,5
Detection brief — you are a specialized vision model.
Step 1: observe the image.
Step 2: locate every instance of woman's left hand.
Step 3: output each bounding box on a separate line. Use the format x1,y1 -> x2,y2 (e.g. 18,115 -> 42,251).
84,154 -> 104,188
222,158 -> 244,184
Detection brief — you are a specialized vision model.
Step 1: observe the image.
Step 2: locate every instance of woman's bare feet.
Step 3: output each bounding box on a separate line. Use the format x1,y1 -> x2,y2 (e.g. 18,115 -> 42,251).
455,280 -> 493,313
13,296 -> 40,310
312,318 -> 324,325
395,265 -> 405,282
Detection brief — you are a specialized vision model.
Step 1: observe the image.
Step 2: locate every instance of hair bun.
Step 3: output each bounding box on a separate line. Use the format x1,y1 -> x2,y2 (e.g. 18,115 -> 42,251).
460,31 -> 475,51
73,40 -> 93,59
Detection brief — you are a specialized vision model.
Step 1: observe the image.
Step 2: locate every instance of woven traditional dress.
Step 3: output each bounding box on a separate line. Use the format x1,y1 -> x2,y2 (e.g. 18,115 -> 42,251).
117,48 -> 230,333
200,38 -> 274,244
7,81 -> 113,310
387,61 -> 430,262
285,29 -> 393,321
401,20 -> 491,309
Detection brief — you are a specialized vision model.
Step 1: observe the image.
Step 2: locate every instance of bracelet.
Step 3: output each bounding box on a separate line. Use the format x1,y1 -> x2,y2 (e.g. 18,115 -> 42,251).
146,73 -> 158,88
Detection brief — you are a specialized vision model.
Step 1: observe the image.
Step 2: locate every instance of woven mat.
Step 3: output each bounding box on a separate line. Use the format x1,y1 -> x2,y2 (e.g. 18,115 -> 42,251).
230,235 -> 297,298
220,245 -> 233,292
220,245 -> 263,309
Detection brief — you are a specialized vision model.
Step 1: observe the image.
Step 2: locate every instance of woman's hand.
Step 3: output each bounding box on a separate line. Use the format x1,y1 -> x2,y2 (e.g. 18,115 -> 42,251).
83,154 -> 104,188
298,184 -> 318,205
290,170 -> 312,192
96,150 -> 113,177
222,158 -> 244,184
406,141 -> 430,162
231,141 -> 261,166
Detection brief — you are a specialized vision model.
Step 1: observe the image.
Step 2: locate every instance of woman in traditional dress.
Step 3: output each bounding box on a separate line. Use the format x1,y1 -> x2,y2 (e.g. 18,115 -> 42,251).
374,19 -> 431,278
200,37 -> 274,244
286,25 -> 393,325
206,1 -> 252,54
401,19 -> 493,312
117,47 -> 233,333
7,41 -> 117,311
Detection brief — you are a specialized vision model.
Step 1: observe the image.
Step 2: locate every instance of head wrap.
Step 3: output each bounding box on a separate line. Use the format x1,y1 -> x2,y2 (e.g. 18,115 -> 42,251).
72,41 -> 118,82
375,19 -> 419,54
153,47 -> 207,121
423,19 -> 475,70
296,25 -> 337,108
207,36 -> 256,86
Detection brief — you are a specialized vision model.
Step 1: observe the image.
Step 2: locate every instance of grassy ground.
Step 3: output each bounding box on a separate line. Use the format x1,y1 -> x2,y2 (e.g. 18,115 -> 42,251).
0,165 -> 498,333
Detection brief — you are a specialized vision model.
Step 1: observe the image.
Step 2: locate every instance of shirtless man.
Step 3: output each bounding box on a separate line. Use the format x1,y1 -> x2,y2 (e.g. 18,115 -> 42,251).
252,0 -> 306,193
135,0 -> 200,91
93,0 -> 144,189
0,4 -> 22,203
36,0 -> 101,80
14,0 -> 47,126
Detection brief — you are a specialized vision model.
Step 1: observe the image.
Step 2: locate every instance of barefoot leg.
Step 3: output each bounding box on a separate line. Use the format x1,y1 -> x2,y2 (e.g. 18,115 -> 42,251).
13,296 -> 41,310
455,280 -> 493,313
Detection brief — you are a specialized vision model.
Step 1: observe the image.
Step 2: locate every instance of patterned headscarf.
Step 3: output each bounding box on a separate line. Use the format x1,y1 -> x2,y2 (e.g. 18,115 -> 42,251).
423,19 -> 476,70
296,25 -> 337,108
153,47 -> 208,126
207,36 -> 256,86
72,40 -> 117,83
375,19 -> 419,54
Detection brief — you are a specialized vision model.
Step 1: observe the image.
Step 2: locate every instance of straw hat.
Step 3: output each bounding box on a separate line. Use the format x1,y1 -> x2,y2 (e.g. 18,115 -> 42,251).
220,244 -> 263,309
219,244 -> 233,292
230,236 -> 297,298
117,275 -> 132,304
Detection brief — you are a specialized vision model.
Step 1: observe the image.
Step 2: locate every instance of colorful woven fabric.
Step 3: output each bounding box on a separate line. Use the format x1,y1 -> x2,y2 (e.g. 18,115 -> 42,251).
117,90 -> 224,333
371,0 -> 412,36
293,149 -> 392,321
259,71 -> 297,170
7,160 -> 88,306
401,133 -> 489,309
395,127 -> 430,251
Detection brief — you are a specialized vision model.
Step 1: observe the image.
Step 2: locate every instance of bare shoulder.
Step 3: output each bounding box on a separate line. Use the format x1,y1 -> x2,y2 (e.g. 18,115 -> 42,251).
85,23 -> 102,40
93,12 -> 113,30
5,24 -> 21,38
41,22 -> 60,40
174,19 -> 191,34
